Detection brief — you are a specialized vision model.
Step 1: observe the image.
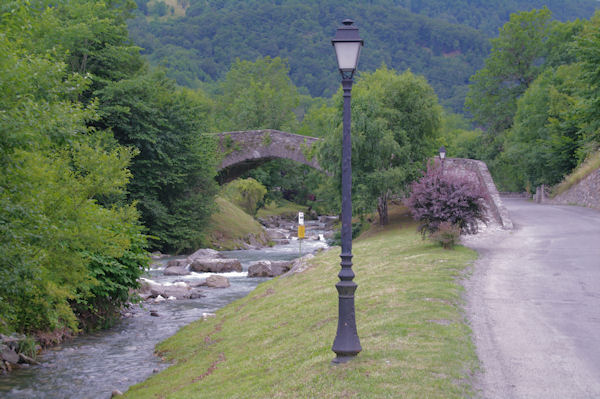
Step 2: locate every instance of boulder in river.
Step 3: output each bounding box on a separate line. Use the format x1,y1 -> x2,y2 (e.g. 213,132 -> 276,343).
138,279 -> 205,300
163,266 -> 190,276
265,228 -> 288,240
190,258 -> 242,273
202,275 -> 230,288
167,259 -> 189,268
1,346 -> 19,365
247,260 -> 293,277
187,248 -> 223,261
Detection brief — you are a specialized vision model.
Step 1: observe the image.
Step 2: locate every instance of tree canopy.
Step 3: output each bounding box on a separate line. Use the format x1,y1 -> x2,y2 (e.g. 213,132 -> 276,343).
318,67 -> 441,225
461,8 -> 600,191
0,3 -> 146,334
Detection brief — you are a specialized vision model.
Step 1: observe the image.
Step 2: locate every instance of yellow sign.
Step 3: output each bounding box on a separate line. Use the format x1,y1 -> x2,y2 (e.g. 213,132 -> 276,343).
298,225 -> 305,239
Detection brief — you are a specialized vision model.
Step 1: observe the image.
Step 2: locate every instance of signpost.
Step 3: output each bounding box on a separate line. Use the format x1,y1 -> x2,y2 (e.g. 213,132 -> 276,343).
298,212 -> 305,256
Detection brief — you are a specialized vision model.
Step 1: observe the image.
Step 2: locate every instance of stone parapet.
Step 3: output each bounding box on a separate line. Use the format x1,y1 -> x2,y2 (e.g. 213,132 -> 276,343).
444,158 -> 513,230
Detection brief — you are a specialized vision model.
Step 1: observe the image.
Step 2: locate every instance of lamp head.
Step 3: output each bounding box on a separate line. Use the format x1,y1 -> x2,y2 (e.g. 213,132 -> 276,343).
332,19 -> 363,79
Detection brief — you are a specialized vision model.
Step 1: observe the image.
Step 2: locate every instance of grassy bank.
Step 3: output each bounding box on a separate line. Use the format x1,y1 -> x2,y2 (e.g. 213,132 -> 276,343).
256,199 -> 308,219
126,208 -> 478,398
207,196 -> 269,250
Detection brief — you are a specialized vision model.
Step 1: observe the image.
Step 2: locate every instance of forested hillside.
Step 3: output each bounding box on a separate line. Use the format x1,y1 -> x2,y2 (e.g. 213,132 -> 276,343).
128,0 -> 598,112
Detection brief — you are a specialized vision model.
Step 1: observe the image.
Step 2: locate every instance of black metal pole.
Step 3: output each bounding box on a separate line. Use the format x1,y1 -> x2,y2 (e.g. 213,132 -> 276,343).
332,77 -> 362,363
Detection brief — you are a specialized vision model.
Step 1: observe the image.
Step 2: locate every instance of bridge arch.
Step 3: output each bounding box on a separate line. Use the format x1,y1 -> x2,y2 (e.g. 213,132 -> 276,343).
216,130 -> 322,182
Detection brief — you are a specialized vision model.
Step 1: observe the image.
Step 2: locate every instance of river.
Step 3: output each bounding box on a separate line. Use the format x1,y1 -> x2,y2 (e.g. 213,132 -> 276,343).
0,220 -> 331,399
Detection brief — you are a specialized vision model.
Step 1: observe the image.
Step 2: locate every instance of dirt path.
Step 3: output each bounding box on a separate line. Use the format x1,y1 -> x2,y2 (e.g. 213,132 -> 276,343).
463,198 -> 600,398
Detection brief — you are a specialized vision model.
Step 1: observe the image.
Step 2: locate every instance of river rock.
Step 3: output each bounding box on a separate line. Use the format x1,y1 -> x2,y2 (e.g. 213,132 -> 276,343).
247,261 -> 271,277
187,248 -> 223,261
266,228 -> 288,240
189,290 -> 206,299
167,259 -> 189,268
0,347 -> 19,364
282,254 -> 316,276
163,266 -> 190,276
162,285 -> 192,299
139,278 -> 205,300
247,260 -> 293,277
112,389 -> 124,397
203,275 -> 230,288
190,258 -> 242,273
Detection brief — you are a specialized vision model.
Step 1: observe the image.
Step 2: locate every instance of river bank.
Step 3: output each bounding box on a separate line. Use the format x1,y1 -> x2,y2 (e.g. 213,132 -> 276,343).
124,208 -> 479,398
0,217 -> 331,398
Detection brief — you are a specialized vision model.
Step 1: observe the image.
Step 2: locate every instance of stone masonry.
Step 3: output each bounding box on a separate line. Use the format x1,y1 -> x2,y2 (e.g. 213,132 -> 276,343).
217,130 -> 321,181
215,130 -> 513,229
443,158 -> 513,229
543,167 -> 600,210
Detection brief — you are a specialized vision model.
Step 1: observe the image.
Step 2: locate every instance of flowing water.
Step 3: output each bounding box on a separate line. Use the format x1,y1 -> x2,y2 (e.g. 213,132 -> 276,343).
0,220 -> 331,399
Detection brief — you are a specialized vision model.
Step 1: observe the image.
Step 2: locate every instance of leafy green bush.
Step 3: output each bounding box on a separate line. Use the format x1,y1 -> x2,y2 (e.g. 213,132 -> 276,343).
223,178 -> 267,216
74,231 -> 149,331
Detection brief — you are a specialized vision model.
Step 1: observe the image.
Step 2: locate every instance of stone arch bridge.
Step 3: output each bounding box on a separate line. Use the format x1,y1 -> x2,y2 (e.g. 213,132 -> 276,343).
213,129 -> 512,229
216,130 -> 322,182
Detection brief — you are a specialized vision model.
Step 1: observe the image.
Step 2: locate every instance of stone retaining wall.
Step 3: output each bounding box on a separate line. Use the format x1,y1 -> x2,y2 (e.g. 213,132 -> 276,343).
543,168 -> 600,210
444,158 -> 513,230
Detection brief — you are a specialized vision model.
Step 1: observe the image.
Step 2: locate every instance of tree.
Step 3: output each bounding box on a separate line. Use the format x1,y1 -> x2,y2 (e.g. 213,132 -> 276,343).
0,15 -> 145,334
573,10 -> 600,155
465,8 -> 553,135
215,56 -> 300,131
96,71 -> 219,253
13,0 -> 144,102
500,65 -> 584,191
223,178 -> 267,215
319,67 -> 441,225
438,111 -> 486,160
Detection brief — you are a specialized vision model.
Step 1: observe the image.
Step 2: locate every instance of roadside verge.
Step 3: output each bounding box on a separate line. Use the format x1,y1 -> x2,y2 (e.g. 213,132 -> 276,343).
125,210 -> 478,398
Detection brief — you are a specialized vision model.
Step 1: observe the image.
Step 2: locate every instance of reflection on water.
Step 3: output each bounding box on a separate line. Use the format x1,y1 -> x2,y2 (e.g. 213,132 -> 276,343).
0,221 -> 329,399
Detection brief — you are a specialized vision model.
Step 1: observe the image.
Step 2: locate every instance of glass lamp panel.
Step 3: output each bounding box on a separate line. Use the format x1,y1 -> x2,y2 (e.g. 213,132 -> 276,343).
334,41 -> 361,71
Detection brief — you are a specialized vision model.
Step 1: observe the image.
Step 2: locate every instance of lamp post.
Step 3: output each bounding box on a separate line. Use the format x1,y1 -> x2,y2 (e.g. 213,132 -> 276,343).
439,146 -> 446,173
331,19 -> 363,364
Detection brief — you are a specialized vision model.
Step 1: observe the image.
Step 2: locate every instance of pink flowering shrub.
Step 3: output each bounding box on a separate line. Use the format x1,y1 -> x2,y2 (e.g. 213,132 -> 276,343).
406,165 -> 489,237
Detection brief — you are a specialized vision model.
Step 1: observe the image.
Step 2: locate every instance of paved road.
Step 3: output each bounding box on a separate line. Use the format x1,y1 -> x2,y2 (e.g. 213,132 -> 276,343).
464,199 -> 600,399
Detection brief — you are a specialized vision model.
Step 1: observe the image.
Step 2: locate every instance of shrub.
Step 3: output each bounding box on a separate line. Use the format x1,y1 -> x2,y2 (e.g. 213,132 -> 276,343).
223,178 -> 267,216
430,222 -> 461,249
406,164 -> 489,237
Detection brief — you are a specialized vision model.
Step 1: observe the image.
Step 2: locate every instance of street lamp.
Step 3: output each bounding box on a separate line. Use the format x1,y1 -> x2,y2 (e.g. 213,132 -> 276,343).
331,19 -> 363,364
439,146 -> 446,173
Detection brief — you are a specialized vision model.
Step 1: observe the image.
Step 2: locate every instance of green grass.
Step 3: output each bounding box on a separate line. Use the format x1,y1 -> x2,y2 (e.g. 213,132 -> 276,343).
207,196 -> 269,250
552,151 -> 600,197
256,199 -> 309,219
125,207 -> 478,398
